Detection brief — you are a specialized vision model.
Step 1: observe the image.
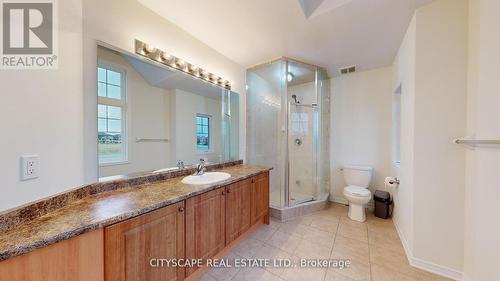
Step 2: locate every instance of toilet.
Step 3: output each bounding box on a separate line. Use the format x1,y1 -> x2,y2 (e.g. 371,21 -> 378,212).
342,165 -> 373,222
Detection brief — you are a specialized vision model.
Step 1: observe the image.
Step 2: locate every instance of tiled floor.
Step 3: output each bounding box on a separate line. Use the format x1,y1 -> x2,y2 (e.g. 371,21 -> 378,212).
200,203 -> 451,281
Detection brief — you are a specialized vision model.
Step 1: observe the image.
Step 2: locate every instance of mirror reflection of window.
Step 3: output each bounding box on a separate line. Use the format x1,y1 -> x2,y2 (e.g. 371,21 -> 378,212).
97,65 -> 127,165
96,45 -> 239,179
196,114 -> 210,153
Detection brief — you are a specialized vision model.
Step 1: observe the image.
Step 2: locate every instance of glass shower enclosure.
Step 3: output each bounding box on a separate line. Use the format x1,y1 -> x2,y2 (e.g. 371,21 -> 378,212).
247,58 -> 330,208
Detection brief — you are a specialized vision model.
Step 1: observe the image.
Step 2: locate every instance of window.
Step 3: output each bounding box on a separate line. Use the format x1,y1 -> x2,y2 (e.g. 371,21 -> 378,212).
97,64 -> 127,164
196,114 -> 210,152
290,112 -> 309,135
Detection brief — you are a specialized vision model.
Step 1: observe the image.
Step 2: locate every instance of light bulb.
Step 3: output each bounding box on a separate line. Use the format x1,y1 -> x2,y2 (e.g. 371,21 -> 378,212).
144,44 -> 156,54
176,59 -> 186,68
189,64 -> 199,73
161,52 -> 172,62
287,72 -> 294,82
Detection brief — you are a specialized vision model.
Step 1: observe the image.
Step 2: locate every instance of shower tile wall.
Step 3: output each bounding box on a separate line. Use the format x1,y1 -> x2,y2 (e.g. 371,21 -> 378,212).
288,82 -> 317,202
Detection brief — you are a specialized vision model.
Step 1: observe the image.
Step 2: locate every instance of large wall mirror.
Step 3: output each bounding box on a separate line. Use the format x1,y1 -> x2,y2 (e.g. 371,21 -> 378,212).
97,44 -> 239,178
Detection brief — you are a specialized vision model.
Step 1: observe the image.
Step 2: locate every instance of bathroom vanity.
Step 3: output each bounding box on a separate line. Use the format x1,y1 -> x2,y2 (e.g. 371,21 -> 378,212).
0,162 -> 270,281
0,40 -> 258,281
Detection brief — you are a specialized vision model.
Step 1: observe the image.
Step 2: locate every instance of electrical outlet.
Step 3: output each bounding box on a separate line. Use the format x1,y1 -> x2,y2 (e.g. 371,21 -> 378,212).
20,155 -> 39,181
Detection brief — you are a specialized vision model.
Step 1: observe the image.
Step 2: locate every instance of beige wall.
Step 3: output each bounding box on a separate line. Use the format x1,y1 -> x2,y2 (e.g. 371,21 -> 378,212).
330,67 -> 393,205
392,0 -> 467,277
82,0 -> 246,183
0,0 -> 84,212
463,0 -> 500,280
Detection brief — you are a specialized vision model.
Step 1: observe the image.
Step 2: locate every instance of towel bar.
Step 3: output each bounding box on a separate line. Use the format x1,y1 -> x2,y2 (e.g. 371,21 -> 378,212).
135,138 -> 169,143
454,139 -> 500,145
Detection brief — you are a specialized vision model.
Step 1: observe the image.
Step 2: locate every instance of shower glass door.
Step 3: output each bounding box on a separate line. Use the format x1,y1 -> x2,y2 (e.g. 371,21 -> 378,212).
246,60 -> 287,208
288,102 -> 318,206
286,60 -> 319,206
247,58 -> 330,209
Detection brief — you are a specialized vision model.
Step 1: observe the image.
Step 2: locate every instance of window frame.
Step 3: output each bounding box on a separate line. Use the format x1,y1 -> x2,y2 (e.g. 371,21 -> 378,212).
196,113 -> 212,154
97,60 -> 129,166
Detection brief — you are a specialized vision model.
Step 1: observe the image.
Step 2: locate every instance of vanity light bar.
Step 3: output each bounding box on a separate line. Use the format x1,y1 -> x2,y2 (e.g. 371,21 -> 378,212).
134,39 -> 231,90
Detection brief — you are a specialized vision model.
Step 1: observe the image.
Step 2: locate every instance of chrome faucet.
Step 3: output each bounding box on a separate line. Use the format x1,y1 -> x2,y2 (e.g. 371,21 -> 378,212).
177,160 -> 185,170
194,159 -> 206,176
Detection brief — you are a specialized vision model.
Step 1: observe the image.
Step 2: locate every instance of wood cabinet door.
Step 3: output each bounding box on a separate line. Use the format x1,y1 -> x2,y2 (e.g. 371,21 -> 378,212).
185,187 -> 226,277
251,172 -> 270,224
0,229 -> 104,281
105,201 -> 185,281
225,179 -> 252,243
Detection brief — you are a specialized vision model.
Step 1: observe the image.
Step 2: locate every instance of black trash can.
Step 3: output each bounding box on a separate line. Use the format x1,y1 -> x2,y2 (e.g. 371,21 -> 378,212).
374,190 -> 393,219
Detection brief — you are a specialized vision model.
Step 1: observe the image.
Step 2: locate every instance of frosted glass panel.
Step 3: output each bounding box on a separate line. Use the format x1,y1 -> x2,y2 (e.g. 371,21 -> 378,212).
317,68 -> 331,201
247,60 -> 286,208
221,89 -> 240,162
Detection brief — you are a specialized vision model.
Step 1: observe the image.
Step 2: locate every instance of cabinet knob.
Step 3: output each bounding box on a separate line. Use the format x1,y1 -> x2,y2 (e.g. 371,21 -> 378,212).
221,191 -> 226,195
178,207 -> 185,213
227,189 -> 231,193
252,179 -> 255,183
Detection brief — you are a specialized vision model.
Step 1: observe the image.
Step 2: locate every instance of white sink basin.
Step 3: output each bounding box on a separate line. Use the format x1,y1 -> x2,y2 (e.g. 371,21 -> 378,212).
181,172 -> 231,185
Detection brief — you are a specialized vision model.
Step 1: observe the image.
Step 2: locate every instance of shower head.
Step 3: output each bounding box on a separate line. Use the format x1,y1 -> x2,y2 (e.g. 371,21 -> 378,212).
291,94 -> 300,104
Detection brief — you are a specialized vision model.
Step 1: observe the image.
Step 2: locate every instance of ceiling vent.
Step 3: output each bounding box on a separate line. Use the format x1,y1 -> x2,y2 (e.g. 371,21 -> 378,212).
339,65 -> 356,75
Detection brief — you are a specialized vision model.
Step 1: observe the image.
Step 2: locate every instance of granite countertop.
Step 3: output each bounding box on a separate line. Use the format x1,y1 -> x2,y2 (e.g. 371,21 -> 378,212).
0,164 -> 271,261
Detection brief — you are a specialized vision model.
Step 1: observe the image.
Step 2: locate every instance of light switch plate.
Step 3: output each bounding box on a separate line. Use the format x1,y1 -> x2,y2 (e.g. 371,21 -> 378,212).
20,155 -> 39,181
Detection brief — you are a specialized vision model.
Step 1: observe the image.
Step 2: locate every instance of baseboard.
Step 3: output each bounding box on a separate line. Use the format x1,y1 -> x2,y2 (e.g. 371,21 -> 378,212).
329,197 -> 348,205
270,195 -> 329,221
392,217 -> 464,281
392,217 -> 413,263
462,273 -> 472,281
410,257 -> 463,281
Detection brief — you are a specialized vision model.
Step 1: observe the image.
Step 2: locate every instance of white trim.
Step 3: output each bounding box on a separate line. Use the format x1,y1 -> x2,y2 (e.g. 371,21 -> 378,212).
98,160 -> 130,167
462,273 -> 472,281
393,217 -> 464,281
411,257 -> 463,281
392,217 -> 413,262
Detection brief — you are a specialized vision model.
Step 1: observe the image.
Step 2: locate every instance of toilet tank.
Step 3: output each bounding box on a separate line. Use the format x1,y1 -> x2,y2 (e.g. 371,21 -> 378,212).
342,165 -> 373,187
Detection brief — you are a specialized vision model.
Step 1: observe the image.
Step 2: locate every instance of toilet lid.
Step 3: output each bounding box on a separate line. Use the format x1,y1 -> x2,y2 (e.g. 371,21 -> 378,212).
344,186 -> 371,197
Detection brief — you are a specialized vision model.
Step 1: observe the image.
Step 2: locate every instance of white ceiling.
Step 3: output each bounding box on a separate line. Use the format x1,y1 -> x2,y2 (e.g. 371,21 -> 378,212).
138,0 -> 435,76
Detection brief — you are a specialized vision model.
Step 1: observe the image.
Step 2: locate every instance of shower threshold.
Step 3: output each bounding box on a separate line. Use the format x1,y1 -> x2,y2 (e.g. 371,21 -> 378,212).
270,193 -> 329,222
289,196 -> 315,205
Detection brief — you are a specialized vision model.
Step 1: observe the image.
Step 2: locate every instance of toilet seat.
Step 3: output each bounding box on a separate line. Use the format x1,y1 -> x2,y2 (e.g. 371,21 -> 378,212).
344,185 -> 371,197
